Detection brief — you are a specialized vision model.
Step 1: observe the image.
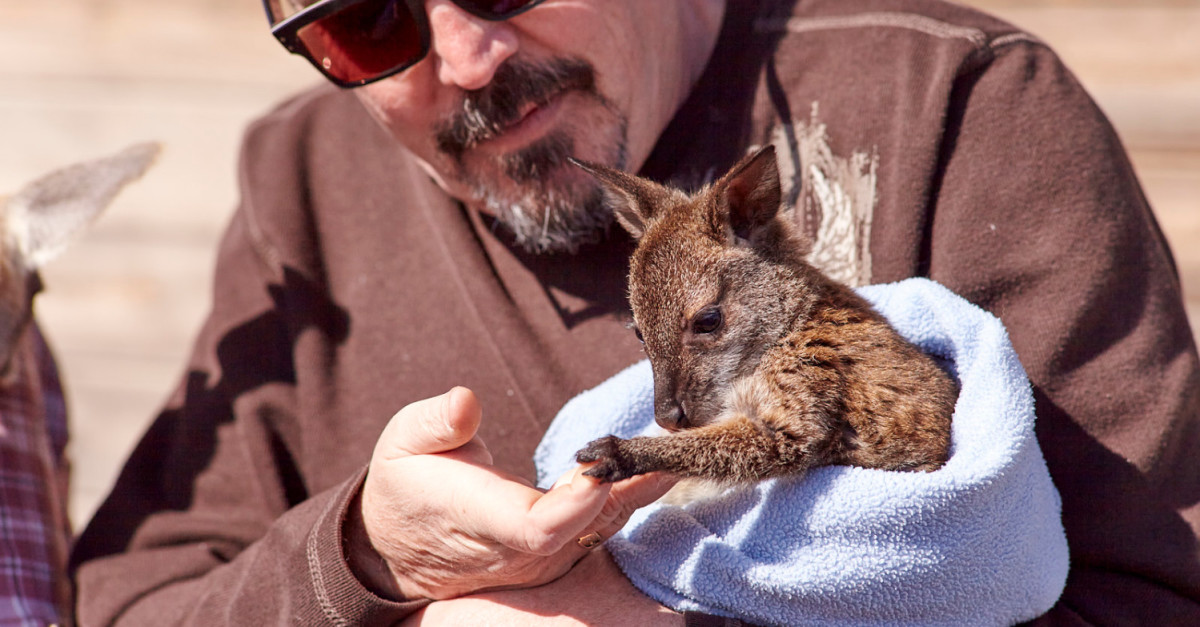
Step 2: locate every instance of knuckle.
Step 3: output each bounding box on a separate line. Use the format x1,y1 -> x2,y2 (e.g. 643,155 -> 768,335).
598,494 -> 638,529
519,528 -> 565,556
418,412 -> 452,447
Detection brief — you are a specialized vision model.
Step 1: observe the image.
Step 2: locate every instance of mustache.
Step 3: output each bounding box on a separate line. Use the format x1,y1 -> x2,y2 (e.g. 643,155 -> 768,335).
435,58 -> 597,161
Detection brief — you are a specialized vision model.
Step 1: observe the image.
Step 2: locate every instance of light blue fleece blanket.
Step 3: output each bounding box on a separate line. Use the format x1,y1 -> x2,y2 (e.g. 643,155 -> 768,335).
535,278 -> 1069,626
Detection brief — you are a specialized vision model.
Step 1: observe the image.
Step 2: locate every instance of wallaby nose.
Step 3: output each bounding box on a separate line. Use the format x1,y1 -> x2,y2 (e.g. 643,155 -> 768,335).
655,400 -> 687,431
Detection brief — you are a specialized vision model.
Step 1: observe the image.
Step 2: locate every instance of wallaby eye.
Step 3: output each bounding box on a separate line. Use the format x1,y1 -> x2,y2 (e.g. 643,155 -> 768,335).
691,307 -> 723,335
631,325 -> 644,343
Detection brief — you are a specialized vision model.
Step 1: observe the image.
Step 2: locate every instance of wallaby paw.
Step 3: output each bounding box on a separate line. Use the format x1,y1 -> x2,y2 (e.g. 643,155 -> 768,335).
576,435 -> 636,483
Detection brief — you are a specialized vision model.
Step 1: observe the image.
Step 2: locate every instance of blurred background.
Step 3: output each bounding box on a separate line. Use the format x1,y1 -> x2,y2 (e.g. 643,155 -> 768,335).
0,0 -> 1197,529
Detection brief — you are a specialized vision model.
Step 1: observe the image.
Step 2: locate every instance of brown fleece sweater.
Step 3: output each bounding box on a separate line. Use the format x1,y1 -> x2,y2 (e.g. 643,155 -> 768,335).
71,0 -> 1200,624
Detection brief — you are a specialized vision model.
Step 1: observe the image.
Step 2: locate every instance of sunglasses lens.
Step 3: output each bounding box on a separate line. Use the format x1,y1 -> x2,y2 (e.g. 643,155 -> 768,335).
297,0 -> 424,85
270,0 -> 545,86
453,0 -> 540,18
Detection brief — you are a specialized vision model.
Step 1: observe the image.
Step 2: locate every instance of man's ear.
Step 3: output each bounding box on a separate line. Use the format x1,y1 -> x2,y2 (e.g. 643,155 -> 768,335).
719,145 -> 782,243
569,158 -> 680,240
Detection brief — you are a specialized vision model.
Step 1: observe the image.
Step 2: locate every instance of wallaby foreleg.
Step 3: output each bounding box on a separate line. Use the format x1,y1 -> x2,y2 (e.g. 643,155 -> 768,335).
576,415 -> 836,483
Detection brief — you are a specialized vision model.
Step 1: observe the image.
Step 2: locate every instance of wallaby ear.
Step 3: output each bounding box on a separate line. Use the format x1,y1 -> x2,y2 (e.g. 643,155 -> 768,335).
720,145 -> 782,243
4,142 -> 160,269
569,158 -> 680,240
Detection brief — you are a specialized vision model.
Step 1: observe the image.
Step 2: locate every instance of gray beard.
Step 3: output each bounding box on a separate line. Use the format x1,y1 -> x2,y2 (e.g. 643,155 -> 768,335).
479,181 -> 612,254
433,57 -> 630,254
472,125 -> 629,254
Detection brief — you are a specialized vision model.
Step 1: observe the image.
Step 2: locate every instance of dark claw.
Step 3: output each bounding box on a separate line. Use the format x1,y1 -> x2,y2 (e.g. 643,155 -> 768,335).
575,435 -> 635,483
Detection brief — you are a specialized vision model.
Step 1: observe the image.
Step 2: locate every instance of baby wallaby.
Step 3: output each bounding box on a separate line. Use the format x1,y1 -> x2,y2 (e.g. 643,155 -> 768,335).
571,145 -> 956,484
0,142 -> 160,375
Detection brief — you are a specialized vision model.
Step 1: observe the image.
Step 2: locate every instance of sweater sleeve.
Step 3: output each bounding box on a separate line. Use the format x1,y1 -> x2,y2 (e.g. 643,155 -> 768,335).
68,93 -> 429,624
923,39 -> 1200,624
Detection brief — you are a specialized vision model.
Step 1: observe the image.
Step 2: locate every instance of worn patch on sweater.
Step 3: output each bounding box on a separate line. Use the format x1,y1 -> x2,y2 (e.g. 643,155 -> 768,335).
769,104 -> 877,288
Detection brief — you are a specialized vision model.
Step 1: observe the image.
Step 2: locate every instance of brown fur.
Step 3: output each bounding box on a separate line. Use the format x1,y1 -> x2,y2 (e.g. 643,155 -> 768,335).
572,146 -> 956,484
0,143 -> 159,377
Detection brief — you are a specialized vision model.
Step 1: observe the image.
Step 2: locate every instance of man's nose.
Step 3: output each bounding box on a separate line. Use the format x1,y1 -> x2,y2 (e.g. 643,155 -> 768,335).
426,0 -> 519,91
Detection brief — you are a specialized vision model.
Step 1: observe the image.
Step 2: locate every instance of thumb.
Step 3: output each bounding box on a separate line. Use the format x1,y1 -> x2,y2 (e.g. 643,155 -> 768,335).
377,387 -> 482,459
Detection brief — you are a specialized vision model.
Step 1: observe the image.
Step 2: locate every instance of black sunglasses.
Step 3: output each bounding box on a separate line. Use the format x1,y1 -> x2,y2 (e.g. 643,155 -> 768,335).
264,0 -> 546,88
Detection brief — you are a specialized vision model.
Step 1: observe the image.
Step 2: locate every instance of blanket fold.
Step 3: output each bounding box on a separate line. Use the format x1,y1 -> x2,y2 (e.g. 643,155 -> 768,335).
536,278 -> 1068,626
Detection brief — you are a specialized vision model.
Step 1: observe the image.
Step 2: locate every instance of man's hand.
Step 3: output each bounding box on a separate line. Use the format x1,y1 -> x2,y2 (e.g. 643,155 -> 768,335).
401,548 -> 683,626
344,387 -> 676,601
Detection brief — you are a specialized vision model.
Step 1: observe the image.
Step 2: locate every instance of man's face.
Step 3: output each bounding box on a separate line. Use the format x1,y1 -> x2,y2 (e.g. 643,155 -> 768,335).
354,0 -> 723,253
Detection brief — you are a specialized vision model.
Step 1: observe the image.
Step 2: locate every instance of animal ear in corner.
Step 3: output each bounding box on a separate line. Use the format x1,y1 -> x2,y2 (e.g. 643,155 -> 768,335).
5,142 -> 161,269
568,158 -> 678,240
721,145 -> 782,243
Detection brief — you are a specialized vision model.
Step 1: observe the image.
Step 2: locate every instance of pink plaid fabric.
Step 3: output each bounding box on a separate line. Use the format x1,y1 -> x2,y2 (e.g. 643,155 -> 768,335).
0,323 -> 70,626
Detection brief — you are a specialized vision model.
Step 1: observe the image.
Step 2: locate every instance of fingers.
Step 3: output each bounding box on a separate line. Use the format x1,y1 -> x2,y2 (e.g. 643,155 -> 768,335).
551,467 -> 676,517
368,453 -> 611,558
543,470 -> 678,557
366,388 -> 673,583
511,469 -> 677,557
377,387 -> 485,460
495,466 -> 615,555
604,472 -> 678,517
580,472 -> 678,548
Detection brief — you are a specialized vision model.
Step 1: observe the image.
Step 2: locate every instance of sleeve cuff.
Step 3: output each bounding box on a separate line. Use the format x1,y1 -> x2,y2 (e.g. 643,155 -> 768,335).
306,465 -> 431,624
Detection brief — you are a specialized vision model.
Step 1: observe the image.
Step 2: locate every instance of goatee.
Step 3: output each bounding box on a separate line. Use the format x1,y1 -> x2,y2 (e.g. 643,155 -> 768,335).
434,58 -> 629,254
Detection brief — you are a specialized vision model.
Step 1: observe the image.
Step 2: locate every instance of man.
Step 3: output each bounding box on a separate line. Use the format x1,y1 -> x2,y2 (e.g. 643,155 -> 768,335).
71,0 -> 1200,624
